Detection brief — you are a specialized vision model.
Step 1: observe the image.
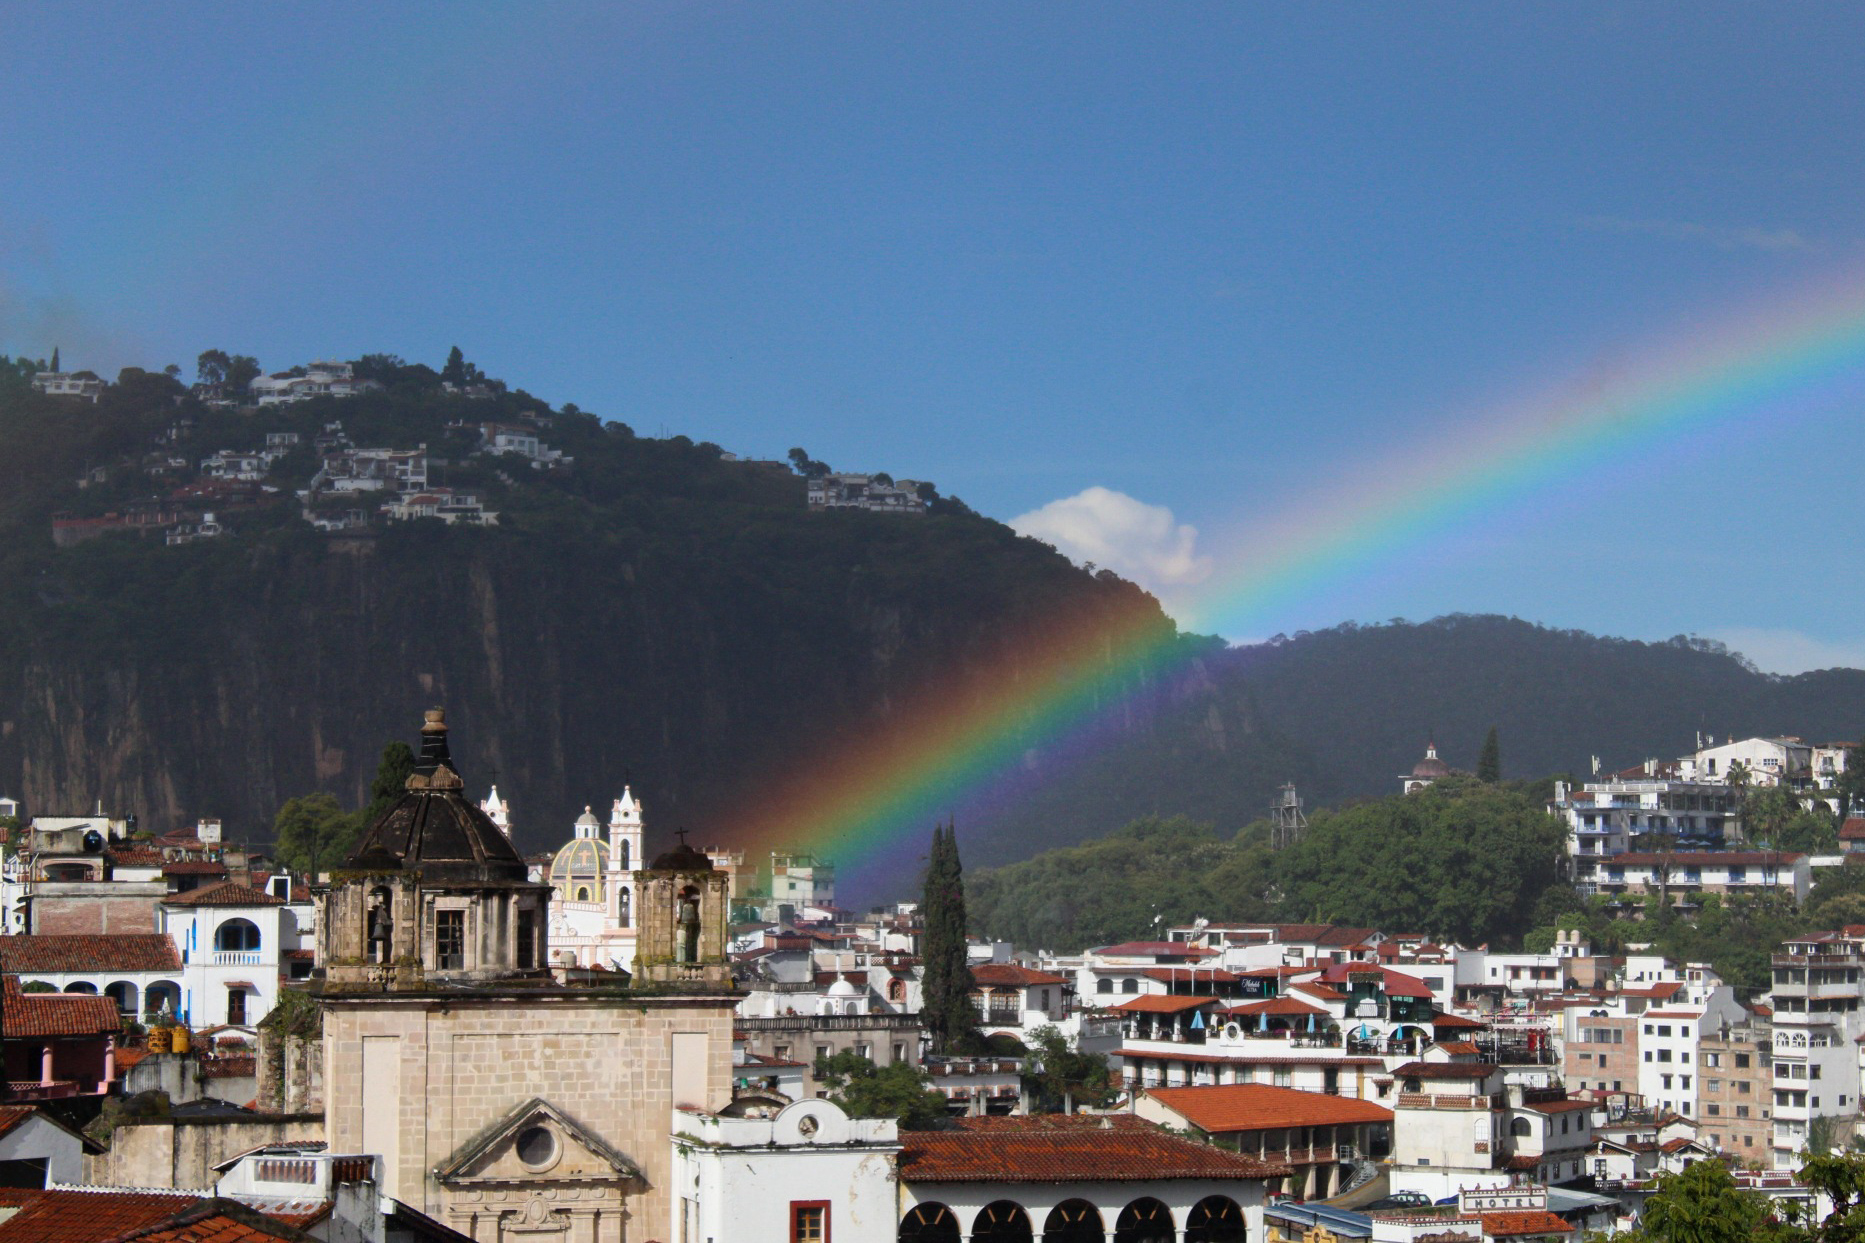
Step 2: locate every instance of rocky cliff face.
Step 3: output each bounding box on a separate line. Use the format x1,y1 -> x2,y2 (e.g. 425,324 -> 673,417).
0,518 -> 1169,863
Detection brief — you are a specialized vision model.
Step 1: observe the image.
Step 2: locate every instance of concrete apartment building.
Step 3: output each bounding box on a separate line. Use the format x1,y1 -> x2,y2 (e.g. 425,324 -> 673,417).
1769,930 -> 1865,1167
1699,1017 -> 1773,1162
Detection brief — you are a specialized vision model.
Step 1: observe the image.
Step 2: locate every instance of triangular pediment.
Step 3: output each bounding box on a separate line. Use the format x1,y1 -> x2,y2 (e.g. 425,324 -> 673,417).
433,1097 -> 641,1185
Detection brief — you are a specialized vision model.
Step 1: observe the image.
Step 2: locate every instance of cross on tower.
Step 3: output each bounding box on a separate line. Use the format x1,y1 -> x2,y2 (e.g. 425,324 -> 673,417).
673,827 -> 690,847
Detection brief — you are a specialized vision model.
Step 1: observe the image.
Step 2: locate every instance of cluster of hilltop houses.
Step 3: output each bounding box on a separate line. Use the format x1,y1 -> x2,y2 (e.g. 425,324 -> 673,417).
0,718 -> 1861,1240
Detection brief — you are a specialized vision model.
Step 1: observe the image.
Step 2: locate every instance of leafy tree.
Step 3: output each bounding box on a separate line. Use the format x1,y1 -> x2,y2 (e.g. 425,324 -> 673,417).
1023,1024 -> 1113,1114
196,349 -> 230,388
271,794 -> 362,880
364,740 -> 416,823
1477,727 -> 1501,783
1838,743 -> 1865,824
1626,1159 -> 1774,1243
225,354 -> 261,395
787,447 -> 831,478
813,1051 -> 950,1129
1272,775 -> 1566,946
921,824 -> 978,1053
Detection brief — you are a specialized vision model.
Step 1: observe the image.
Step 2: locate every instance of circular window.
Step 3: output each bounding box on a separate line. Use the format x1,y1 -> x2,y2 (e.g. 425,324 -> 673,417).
515,1125 -> 558,1170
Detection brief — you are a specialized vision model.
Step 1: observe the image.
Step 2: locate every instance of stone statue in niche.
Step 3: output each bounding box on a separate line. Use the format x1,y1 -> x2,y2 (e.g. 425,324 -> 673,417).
677,889 -> 701,963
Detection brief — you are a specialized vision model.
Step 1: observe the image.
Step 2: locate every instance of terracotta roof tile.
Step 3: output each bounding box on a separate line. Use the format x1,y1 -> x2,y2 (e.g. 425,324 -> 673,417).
1228,998 -> 1327,1018
971,964 -> 1070,987
163,881 -> 284,908
0,1188 -> 198,1242
163,861 -> 230,875
1480,1210 -> 1575,1237
1093,942 -> 1218,958
2,976 -> 123,1038
1110,994 -> 1222,1015
898,1115 -> 1289,1182
0,934 -> 181,974
1145,1084 -> 1393,1132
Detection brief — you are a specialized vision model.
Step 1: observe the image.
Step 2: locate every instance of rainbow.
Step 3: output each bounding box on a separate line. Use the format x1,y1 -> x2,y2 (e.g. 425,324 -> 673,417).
728,267 -> 1865,899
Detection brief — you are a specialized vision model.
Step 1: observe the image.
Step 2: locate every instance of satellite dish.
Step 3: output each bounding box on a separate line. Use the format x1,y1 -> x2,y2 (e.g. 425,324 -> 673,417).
82,830 -> 104,853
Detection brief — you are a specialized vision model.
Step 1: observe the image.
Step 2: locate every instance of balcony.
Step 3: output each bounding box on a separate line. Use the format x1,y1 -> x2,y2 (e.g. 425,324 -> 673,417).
211,951 -> 262,967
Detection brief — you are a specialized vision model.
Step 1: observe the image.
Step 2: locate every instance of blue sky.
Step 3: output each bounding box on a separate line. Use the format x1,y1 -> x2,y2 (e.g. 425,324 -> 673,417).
3,4 -> 1862,670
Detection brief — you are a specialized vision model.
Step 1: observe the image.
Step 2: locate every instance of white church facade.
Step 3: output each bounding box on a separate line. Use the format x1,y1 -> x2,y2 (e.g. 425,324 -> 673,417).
482,785 -> 646,975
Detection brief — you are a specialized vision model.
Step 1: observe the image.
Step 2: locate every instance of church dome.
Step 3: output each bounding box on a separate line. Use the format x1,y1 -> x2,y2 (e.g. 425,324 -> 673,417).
574,806 -> 601,834
1411,742 -> 1451,779
343,709 -> 529,885
549,837 -> 610,903
826,974 -> 860,999
649,840 -> 715,872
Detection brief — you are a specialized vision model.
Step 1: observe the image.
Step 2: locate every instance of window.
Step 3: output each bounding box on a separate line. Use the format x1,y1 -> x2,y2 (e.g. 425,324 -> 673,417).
1736,1053 -> 1751,1068
436,910 -> 466,970
1274,1068 -> 1292,1087
1098,979 -> 1113,994
1738,1082 -> 1751,1094
516,909 -> 536,970
791,1202 -> 829,1243
227,987 -> 247,1025
1707,1103 -> 1720,1116
215,919 -> 261,952
1705,1052 -> 1723,1068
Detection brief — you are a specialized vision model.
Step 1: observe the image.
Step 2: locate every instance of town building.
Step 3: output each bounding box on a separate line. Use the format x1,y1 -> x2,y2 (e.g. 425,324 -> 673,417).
1138,1083 -> 1392,1200
1698,1013 -> 1773,1160
30,370 -> 105,401
805,473 -> 928,515
1768,929 -> 1865,1166
895,1115 -> 1282,1243
250,359 -> 378,405
542,792 -> 643,973
159,880 -> 289,1028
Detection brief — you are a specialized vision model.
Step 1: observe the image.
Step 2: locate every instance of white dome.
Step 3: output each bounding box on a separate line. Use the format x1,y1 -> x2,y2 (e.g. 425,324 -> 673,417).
826,974 -> 860,998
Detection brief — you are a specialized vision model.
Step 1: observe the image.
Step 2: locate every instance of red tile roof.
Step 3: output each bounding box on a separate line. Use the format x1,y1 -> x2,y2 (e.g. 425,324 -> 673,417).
1841,818 -> 1865,841
1480,1210 -> 1575,1237
1525,1097 -> 1596,1114
163,861 -> 230,875
899,1115 -> 1289,1182
1145,1084 -> 1393,1132
0,934 -> 182,974
1432,1013 -> 1487,1029
163,881 -> 284,908
1315,963 -> 1436,998
106,847 -> 170,869
1145,967 -> 1242,985
1435,1042 -> 1481,1056
1110,994 -> 1222,1015
1093,942 -> 1218,959
2,976 -> 123,1038
1229,997 -> 1327,1018
0,1188 -> 198,1242
971,963 -> 1070,987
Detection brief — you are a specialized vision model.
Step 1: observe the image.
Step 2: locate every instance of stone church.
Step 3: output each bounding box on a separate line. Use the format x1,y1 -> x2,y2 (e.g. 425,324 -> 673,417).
316,709 -> 737,1241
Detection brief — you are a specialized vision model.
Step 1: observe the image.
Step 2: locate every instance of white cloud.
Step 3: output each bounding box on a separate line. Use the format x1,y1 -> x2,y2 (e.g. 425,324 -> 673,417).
1011,487 -> 1213,600
1576,215 -> 1814,253
1708,627 -> 1865,675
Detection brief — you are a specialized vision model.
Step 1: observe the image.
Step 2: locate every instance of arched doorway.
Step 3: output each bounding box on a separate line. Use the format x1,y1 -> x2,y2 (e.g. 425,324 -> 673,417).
62,981 -> 98,995
104,981 -> 140,1014
1185,1196 -> 1245,1243
972,1200 -> 1035,1243
1044,1199 -> 1104,1243
144,980 -> 181,1020
1115,1197 -> 1175,1243
899,1203 -> 962,1243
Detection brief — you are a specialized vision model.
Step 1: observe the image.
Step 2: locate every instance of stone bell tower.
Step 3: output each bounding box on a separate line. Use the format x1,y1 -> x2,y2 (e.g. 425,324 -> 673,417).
634,831 -> 731,988
320,708 -> 551,990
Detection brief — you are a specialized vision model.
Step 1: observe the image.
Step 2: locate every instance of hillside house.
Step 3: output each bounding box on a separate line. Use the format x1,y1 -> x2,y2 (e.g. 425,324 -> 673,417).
30,370 -> 105,401
250,359 -> 377,405
806,473 -> 927,515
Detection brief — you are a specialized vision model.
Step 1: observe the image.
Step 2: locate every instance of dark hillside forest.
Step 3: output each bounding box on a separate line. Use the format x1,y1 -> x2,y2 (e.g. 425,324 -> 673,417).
2,351 -> 1863,901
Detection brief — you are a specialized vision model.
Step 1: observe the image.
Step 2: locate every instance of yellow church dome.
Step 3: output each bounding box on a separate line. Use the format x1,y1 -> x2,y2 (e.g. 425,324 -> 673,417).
549,837 -> 610,904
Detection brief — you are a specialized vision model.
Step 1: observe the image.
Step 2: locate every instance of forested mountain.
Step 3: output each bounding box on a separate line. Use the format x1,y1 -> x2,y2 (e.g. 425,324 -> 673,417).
3,351 -> 1862,902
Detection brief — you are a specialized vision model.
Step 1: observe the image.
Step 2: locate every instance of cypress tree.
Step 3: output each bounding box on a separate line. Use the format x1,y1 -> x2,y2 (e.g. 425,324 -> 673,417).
1477,727 -> 1502,783
920,823 -> 978,1053
50,347 -> 59,372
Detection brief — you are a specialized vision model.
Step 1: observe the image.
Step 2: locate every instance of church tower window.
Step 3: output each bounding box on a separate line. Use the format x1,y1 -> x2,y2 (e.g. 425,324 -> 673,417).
436,910 -> 466,970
